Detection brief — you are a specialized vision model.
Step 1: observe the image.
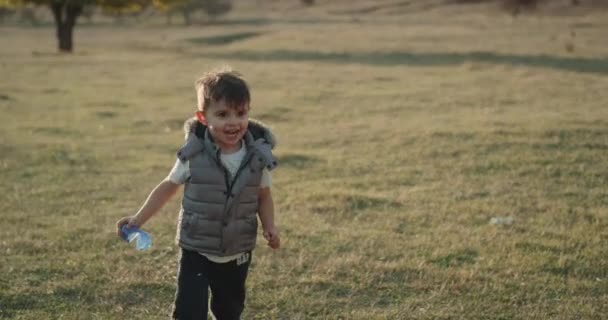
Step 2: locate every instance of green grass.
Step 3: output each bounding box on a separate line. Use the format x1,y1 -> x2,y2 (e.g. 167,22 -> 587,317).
1,2 -> 608,319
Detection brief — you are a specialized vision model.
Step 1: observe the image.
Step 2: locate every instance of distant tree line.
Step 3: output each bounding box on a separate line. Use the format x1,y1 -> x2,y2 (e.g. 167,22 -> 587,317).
0,0 -> 235,52
1,0 -> 595,52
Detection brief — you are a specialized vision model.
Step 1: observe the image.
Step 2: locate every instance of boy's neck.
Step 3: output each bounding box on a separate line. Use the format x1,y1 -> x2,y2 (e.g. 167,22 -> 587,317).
219,140 -> 243,155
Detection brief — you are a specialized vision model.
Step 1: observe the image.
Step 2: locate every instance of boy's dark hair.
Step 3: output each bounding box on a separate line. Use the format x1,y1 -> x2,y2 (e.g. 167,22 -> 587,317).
195,69 -> 250,113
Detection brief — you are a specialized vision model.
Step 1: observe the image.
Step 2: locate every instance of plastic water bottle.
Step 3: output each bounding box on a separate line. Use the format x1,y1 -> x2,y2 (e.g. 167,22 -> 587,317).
489,216 -> 514,225
120,225 -> 152,251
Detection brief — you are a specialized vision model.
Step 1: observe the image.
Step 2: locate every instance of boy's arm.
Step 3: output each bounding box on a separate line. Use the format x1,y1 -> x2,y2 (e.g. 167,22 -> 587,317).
258,187 -> 280,249
116,179 -> 180,236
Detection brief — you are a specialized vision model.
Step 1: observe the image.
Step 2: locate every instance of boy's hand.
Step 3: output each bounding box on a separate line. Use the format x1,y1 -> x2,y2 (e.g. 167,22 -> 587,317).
263,226 -> 280,249
116,216 -> 140,238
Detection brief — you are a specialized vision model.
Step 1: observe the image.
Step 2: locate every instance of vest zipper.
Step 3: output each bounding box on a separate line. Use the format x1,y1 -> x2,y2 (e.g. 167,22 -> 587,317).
213,149 -> 231,195
213,147 -> 254,255
211,148 -> 231,254
229,151 -> 255,193
214,149 -> 255,192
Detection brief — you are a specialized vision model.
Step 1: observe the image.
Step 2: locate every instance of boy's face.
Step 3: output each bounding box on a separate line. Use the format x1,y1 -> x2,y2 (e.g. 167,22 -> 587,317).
199,98 -> 249,152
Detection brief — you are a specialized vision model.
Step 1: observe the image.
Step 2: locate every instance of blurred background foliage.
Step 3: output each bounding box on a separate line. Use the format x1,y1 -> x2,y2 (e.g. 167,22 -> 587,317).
0,0 -> 602,52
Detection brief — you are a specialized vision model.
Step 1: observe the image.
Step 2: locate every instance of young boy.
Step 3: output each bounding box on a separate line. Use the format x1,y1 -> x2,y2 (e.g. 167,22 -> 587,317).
116,69 -> 280,320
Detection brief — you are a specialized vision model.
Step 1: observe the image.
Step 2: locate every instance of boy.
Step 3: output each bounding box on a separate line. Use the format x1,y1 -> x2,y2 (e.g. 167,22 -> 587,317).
116,69 -> 280,320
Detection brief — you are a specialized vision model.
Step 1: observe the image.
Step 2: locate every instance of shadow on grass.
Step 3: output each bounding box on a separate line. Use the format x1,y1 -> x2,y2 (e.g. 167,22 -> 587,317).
0,282 -> 173,317
430,249 -> 478,268
185,31 -> 265,46
195,17 -> 349,27
0,286 -> 97,317
200,50 -> 608,74
308,192 -> 403,218
110,283 -> 174,306
277,153 -> 321,169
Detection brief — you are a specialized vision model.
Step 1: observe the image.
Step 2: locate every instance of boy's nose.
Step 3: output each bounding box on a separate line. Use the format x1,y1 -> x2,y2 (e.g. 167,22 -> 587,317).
227,115 -> 241,124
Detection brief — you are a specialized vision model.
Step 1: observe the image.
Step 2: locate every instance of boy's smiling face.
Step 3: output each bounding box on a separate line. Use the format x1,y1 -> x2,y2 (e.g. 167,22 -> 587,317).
198,98 -> 249,154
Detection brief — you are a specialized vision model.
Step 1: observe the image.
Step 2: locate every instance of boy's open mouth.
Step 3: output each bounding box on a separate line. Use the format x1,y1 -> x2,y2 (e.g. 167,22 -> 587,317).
224,128 -> 240,138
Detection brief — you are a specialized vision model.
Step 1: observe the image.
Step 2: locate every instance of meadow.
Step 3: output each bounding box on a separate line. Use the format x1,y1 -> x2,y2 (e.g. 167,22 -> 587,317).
1,1 -> 608,319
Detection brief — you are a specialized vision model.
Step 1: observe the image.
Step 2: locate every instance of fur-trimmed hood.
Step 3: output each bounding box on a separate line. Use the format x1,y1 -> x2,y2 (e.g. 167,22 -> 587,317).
182,117 -> 277,149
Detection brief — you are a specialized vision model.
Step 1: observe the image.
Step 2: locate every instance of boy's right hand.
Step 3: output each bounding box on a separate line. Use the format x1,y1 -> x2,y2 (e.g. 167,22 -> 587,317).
263,226 -> 280,249
115,216 -> 139,238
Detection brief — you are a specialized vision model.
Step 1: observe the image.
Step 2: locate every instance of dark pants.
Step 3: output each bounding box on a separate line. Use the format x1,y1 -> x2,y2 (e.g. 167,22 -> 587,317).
172,249 -> 252,320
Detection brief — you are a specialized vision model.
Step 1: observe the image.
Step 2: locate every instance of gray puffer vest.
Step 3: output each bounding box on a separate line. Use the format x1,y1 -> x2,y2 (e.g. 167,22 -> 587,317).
175,118 -> 277,256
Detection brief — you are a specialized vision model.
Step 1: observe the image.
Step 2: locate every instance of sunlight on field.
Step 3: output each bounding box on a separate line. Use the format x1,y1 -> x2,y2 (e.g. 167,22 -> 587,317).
1,1 -> 607,319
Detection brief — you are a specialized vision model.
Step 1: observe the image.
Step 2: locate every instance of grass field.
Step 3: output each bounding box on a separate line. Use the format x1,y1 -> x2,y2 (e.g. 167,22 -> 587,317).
1,1 -> 608,319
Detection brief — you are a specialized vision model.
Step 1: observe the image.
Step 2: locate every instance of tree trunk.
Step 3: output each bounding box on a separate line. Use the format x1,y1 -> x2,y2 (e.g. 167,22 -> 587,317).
182,9 -> 191,26
50,2 -> 83,53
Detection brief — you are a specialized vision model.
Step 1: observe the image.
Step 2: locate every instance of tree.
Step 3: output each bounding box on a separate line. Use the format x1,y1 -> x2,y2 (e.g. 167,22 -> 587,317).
0,0 -> 149,52
0,0 -> 236,52
154,0 -> 231,26
99,0 -> 150,25
50,1 -> 84,52
0,6 -> 14,23
501,0 -> 538,15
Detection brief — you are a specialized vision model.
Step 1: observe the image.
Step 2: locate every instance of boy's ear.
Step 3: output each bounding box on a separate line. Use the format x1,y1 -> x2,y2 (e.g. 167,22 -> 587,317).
195,111 -> 207,125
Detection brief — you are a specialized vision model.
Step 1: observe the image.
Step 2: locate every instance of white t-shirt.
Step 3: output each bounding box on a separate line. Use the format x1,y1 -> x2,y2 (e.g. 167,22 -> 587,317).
168,142 -> 271,187
168,141 -> 271,263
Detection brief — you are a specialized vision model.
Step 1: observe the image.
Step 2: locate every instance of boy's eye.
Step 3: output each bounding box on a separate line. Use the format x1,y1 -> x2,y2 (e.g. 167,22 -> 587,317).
237,110 -> 248,117
217,111 -> 227,118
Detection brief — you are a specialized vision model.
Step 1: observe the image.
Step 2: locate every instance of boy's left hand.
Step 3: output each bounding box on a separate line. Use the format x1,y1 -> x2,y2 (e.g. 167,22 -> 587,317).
263,226 -> 280,249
